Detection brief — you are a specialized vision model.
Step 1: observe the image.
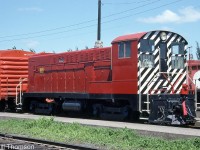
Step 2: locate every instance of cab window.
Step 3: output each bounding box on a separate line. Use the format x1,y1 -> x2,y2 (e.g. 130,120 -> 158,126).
140,39 -> 154,52
118,41 -> 131,58
140,54 -> 154,68
172,56 -> 184,69
172,42 -> 184,54
171,42 -> 185,69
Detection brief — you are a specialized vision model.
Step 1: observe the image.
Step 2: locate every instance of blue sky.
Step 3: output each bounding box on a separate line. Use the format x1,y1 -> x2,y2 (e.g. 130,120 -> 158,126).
0,0 -> 199,58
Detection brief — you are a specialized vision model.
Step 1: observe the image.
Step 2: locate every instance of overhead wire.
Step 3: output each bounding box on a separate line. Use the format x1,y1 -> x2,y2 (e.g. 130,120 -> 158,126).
102,0 -> 162,19
0,19 -> 97,39
0,0 -> 185,42
0,23 -> 97,42
0,0 -> 164,39
103,0 -> 154,5
102,0 -> 184,24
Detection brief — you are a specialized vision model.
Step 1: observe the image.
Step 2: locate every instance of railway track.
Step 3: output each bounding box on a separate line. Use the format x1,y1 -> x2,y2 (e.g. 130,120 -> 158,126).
0,133 -> 97,150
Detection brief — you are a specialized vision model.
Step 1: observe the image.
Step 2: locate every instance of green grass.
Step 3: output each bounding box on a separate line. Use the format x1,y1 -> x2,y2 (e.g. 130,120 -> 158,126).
0,117 -> 199,150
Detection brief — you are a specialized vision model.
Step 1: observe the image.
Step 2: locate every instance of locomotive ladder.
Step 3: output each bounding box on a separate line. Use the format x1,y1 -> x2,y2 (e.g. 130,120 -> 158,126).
143,72 -> 160,113
16,78 -> 27,110
140,72 -> 173,114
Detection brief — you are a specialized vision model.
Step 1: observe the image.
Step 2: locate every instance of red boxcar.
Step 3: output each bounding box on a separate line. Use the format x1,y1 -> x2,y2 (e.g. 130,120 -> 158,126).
0,50 -> 34,111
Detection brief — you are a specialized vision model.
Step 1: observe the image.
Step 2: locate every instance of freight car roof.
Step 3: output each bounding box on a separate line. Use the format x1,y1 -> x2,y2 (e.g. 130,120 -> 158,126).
0,49 -> 34,57
111,32 -> 146,44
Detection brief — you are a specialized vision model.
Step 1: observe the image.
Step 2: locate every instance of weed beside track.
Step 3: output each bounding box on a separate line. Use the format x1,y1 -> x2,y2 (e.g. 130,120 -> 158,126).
0,117 -> 199,150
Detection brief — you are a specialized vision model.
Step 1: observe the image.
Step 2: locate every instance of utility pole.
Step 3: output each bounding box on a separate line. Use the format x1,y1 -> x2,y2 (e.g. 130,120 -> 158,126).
188,46 -> 193,60
97,0 -> 101,41
94,0 -> 103,48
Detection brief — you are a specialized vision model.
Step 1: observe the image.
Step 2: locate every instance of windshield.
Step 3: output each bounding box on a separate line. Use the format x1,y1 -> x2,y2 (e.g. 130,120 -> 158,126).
140,54 -> 154,68
171,43 -> 185,69
140,39 -> 154,52
172,43 -> 184,55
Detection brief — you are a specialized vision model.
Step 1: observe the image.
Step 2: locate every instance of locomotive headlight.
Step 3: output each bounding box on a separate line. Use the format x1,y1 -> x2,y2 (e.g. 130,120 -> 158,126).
160,32 -> 167,41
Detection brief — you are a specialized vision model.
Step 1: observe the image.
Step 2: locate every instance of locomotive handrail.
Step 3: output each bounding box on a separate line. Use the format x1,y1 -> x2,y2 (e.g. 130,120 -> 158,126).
139,61 -> 142,112
16,78 -> 27,107
145,72 -> 160,113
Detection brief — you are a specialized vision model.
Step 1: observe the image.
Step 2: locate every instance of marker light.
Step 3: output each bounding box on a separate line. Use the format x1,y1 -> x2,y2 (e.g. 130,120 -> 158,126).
160,32 -> 167,41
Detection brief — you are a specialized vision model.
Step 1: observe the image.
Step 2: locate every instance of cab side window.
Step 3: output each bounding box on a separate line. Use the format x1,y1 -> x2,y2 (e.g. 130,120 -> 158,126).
118,41 -> 131,58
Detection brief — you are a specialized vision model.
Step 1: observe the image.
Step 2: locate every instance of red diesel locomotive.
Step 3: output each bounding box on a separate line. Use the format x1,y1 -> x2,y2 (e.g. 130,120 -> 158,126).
18,30 -> 196,125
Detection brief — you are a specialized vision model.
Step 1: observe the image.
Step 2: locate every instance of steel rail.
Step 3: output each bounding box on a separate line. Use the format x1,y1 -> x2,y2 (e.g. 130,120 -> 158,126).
0,133 -> 98,150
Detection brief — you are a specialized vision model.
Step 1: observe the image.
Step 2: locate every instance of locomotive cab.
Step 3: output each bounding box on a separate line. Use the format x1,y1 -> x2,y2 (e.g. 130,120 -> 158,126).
111,30 -> 197,124
136,30 -> 196,125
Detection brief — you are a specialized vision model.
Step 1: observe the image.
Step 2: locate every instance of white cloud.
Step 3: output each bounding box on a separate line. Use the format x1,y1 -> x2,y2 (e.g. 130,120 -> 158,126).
179,7 -> 200,22
18,7 -> 44,12
25,40 -> 40,48
138,6 -> 200,24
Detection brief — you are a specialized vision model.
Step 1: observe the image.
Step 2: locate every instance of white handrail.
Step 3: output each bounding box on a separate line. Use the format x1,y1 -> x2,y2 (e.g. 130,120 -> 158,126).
16,78 -> 27,106
187,75 -> 198,111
